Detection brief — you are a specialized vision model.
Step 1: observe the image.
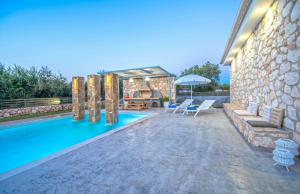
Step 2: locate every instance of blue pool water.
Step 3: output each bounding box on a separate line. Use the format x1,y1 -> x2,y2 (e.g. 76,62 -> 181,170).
0,113 -> 147,174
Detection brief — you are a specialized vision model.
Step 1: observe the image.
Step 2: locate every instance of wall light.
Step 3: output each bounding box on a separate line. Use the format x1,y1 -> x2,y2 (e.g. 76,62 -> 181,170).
145,77 -> 150,81
239,33 -> 250,41
227,57 -> 234,62
129,78 -> 134,83
254,7 -> 265,15
231,48 -> 240,54
51,98 -> 61,105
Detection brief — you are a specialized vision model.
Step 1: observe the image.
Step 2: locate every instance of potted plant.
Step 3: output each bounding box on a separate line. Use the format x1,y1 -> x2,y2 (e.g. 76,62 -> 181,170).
162,96 -> 170,108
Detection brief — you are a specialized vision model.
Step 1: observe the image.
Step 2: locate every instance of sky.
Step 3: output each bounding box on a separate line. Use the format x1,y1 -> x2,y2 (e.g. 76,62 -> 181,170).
0,0 -> 240,84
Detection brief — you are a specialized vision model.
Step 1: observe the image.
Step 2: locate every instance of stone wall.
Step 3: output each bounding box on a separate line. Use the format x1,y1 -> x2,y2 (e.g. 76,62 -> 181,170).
0,104 -> 72,119
230,0 -> 300,142
123,77 -> 176,102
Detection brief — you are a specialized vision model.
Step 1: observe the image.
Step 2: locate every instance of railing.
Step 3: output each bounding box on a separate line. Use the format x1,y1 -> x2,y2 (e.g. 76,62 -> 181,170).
177,91 -> 230,96
0,97 -> 72,110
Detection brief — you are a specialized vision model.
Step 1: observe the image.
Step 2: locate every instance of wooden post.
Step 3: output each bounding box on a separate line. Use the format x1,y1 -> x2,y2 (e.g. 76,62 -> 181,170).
87,75 -> 101,122
72,76 -> 85,121
105,73 -> 119,124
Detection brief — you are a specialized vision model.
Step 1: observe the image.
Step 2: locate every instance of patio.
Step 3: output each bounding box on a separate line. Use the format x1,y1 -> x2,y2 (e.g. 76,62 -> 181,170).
1,109 -> 299,193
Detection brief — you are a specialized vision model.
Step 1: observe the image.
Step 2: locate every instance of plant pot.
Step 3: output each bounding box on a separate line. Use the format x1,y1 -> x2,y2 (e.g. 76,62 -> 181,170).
163,101 -> 169,108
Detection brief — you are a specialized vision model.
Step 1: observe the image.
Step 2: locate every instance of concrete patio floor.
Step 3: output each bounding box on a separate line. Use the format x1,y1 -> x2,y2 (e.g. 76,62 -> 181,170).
0,109 -> 300,194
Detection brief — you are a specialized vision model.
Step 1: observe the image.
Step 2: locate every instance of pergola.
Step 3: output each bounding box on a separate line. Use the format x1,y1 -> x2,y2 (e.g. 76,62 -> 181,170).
98,66 -> 176,110
98,66 -> 173,79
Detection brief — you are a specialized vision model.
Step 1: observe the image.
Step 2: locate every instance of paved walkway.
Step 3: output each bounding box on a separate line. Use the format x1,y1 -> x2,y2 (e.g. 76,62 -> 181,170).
0,109 -> 300,194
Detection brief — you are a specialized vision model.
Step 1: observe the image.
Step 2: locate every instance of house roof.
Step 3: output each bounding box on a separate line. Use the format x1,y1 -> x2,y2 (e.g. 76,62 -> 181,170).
98,66 -> 173,79
220,0 -> 274,65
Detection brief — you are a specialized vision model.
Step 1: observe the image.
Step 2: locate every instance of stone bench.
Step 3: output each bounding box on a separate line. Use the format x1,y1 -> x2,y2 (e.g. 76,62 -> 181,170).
224,103 -> 292,149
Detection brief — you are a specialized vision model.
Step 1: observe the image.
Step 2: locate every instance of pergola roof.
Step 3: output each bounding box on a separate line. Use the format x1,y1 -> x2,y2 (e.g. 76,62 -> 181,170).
98,66 -> 173,79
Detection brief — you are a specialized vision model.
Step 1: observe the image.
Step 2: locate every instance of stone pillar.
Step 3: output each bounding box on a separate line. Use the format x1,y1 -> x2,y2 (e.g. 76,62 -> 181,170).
105,73 -> 119,124
169,77 -> 176,103
72,76 -> 85,121
88,75 -> 101,123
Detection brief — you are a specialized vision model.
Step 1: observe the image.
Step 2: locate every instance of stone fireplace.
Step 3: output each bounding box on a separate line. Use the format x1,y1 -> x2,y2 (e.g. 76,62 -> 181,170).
123,77 -> 176,103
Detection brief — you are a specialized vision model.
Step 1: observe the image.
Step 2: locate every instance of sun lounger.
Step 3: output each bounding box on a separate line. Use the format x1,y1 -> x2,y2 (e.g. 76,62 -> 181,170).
183,100 -> 216,117
166,99 -> 193,113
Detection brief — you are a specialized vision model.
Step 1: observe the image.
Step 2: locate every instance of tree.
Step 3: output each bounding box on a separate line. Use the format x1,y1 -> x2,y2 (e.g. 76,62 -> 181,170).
180,61 -> 221,92
181,61 -> 220,84
0,63 -> 71,99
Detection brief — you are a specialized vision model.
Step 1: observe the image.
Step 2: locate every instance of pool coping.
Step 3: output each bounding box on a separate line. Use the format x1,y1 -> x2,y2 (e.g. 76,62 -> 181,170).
0,111 -> 158,181
0,109 -> 152,127
0,112 -> 72,127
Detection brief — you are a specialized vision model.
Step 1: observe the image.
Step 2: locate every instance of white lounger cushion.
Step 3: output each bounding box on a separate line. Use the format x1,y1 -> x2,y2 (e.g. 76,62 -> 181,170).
262,105 -> 272,122
242,106 -> 272,122
234,110 -> 256,116
243,116 -> 265,122
247,102 -> 259,115
234,102 -> 258,116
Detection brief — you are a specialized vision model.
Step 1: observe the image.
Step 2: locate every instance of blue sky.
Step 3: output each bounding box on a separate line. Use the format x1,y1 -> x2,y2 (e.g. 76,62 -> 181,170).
0,0 -> 240,84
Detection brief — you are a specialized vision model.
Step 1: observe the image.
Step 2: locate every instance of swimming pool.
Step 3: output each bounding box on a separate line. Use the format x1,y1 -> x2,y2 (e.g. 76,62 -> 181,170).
0,113 -> 147,174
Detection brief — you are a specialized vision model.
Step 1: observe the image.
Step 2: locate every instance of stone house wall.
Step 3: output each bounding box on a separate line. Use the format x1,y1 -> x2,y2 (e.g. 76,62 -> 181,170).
123,77 -> 176,102
0,104 -> 72,119
230,0 -> 300,142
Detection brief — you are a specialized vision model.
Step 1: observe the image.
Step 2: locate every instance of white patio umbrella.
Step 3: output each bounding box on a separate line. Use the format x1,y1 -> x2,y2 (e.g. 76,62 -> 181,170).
175,74 -> 211,99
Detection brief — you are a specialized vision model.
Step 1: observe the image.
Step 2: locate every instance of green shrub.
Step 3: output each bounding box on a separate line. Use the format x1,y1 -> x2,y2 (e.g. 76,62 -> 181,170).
220,84 -> 230,90
162,96 -> 169,102
0,63 -> 71,99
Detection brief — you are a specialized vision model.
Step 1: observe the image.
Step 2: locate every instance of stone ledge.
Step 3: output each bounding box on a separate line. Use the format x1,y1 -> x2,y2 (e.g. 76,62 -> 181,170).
224,103 -> 293,149
0,104 -> 72,119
